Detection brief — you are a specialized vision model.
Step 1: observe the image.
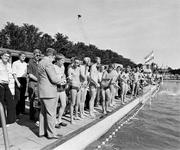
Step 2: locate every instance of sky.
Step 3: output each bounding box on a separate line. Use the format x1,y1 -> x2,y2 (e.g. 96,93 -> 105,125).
0,0 -> 180,69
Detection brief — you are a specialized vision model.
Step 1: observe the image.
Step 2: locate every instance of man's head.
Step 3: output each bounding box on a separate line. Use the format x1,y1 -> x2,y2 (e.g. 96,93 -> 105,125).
127,65 -> 131,72
73,57 -> 80,68
136,67 -> 140,72
83,57 -> 91,66
95,57 -> 101,65
0,50 -> 11,64
107,64 -> 113,73
55,53 -> 65,67
45,48 -> 57,62
133,67 -> 137,72
19,51 -> 26,62
33,49 -> 41,61
112,63 -> 116,69
116,66 -> 122,72
100,65 -> 104,72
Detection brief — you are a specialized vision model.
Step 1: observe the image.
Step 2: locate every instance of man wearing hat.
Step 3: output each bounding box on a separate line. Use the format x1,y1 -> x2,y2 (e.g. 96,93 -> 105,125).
38,48 -> 65,139
27,49 -> 41,122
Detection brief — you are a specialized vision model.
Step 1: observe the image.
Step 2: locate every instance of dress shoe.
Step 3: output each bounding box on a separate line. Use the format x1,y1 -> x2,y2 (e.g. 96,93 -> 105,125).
39,133 -> 47,138
59,122 -> 67,127
39,135 -> 44,138
47,134 -> 62,140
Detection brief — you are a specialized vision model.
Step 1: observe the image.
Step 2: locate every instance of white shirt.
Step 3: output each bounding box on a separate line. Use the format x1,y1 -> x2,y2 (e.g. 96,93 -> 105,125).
0,59 -> 12,83
12,60 -> 27,77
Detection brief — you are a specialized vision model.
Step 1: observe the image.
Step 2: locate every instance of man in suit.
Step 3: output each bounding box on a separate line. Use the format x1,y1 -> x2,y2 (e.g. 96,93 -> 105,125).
38,48 -> 65,139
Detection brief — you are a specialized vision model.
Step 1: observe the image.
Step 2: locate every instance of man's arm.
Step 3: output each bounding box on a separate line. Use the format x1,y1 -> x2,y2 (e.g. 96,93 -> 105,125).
27,63 -> 38,82
80,65 -> 88,80
45,62 -> 64,85
12,62 -> 21,87
89,65 -> 99,87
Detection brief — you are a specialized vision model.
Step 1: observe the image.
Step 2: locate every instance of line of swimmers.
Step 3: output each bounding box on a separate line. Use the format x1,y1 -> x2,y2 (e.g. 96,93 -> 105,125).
35,54 -> 162,127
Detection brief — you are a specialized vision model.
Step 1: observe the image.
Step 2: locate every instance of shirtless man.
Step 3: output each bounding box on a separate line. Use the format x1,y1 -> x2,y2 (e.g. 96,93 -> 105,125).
89,57 -> 101,117
95,65 -> 104,107
101,64 -> 114,114
54,54 -> 67,128
109,64 -> 119,107
116,66 -> 123,99
79,57 -> 91,118
132,67 -> 141,97
120,67 -> 129,105
68,57 -> 81,124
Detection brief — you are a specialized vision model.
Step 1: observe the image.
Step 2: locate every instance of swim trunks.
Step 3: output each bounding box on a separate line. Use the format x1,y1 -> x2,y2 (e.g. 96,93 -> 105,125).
57,85 -> 66,92
69,85 -> 80,92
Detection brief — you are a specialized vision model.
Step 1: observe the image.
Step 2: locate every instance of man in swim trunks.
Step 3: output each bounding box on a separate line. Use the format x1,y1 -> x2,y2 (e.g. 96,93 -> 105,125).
132,67 -> 141,97
116,66 -> 123,99
68,57 -> 81,124
120,67 -> 130,105
79,57 -> 91,118
100,64 -> 114,114
89,57 -> 101,117
54,54 -> 67,128
94,65 -> 104,107
109,64 -> 119,107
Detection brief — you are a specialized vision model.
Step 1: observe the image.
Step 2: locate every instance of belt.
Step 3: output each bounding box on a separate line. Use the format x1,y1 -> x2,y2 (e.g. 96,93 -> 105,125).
0,81 -> 9,85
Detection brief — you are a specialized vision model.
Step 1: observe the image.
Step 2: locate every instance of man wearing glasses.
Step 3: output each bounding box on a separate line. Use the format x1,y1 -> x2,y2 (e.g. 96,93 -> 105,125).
12,52 -> 27,118
0,50 -> 16,126
27,49 -> 41,122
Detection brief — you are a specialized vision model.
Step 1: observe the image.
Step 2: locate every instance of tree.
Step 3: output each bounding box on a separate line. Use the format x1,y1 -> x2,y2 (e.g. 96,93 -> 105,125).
0,22 -> 43,52
0,22 -> 25,50
22,23 -> 43,52
38,33 -> 54,53
0,21 -> 138,68
53,33 -> 71,55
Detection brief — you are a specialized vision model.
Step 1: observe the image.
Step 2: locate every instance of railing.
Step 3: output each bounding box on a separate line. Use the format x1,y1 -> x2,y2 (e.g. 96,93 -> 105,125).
0,102 -> 10,150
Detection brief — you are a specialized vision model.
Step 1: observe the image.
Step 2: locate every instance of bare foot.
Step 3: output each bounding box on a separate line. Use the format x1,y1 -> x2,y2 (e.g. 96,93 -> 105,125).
93,109 -> 98,113
102,111 -> 107,115
74,116 -> 83,120
106,110 -> 112,113
90,113 -> 96,118
83,112 -> 89,116
70,120 -> 76,125
80,114 -> 85,119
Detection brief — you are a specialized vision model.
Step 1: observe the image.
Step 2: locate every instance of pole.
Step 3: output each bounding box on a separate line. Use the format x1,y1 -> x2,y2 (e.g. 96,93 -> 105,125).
0,102 -> 10,150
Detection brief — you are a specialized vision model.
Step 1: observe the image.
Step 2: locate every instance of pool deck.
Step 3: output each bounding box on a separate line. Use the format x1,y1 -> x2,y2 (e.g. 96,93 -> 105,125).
0,85 -> 156,150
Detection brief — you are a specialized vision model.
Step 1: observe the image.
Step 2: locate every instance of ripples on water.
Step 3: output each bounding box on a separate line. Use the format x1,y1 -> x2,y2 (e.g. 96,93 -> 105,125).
85,81 -> 180,150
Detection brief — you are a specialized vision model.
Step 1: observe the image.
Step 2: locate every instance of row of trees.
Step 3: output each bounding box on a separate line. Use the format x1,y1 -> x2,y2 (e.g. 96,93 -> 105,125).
0,22 -> 136,66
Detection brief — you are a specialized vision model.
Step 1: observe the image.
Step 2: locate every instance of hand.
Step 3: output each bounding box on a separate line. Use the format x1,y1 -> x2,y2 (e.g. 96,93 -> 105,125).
96,83 -> 100,87
60,80 -> 67,85
17,82 -> 21,88
85,66 -> 89,73
65,84 -> 69,89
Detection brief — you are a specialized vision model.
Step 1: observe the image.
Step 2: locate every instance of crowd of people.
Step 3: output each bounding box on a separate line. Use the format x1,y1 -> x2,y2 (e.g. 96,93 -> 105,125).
0,48 -> 162,139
